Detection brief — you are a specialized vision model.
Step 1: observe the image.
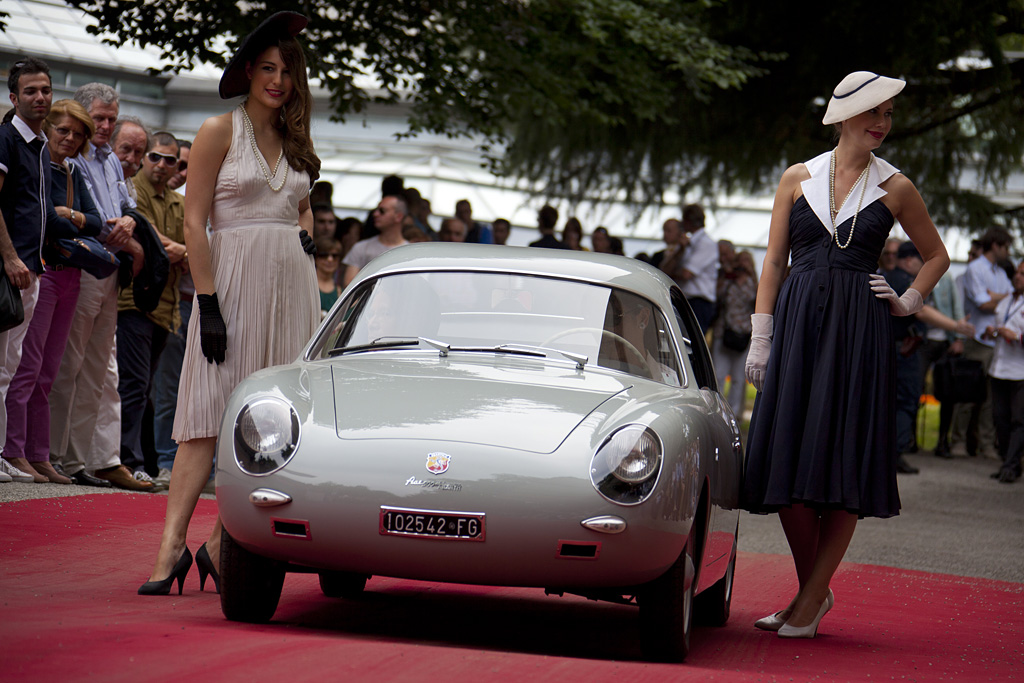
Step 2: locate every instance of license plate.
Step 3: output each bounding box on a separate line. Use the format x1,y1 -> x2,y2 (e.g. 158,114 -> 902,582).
379,506 -> 486,541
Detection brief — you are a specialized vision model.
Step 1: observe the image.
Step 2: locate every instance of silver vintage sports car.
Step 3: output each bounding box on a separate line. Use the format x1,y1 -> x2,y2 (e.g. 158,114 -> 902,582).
216,244 -> 742,661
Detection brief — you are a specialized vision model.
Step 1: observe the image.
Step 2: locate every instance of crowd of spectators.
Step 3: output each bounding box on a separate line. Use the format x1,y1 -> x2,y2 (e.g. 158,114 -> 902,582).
0,55 -> 1019,488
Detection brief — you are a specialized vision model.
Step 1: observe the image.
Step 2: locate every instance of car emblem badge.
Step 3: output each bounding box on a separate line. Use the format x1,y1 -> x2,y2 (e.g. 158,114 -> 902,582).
425,452 -> 451,475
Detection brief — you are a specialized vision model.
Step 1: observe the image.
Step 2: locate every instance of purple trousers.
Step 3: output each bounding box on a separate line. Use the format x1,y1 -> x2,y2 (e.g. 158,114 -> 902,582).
4,267 -> 81,462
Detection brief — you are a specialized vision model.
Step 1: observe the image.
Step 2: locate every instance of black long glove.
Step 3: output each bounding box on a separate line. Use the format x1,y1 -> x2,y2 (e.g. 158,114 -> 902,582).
299,229 -> 316,256
197,293 -> 227,364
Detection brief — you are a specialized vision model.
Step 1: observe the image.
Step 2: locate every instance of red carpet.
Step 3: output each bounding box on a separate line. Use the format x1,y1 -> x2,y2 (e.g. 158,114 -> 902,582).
1,494 -> 1021,681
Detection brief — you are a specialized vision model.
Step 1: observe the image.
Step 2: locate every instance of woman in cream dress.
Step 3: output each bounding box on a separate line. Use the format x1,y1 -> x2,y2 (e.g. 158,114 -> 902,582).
140,12 -> 320,595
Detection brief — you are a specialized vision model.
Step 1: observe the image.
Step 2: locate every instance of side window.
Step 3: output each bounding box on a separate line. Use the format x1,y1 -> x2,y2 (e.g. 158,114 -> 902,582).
313,281 -> 376,358
671,289 -> 717,391
598,289 -> 682,385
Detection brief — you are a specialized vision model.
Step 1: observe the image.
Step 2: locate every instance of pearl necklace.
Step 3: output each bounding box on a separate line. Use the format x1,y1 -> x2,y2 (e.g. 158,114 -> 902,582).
828,149 -> 872,250
240,103 -> 287,192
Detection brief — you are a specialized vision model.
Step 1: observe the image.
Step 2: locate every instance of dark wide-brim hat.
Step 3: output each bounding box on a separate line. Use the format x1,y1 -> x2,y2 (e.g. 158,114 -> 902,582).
218,11 -> 308,99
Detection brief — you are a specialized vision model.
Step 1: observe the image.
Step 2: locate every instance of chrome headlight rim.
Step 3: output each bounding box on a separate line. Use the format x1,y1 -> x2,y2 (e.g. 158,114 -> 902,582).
590,424 -> 664,506
233,397 -> 301,477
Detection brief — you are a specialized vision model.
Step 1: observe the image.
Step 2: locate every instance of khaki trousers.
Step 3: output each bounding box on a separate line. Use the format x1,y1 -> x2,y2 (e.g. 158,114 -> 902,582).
49,272 -> 121,475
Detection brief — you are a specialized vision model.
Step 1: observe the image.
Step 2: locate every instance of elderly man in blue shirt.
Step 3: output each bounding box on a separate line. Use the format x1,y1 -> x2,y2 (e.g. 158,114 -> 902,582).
48,82 -> 154,491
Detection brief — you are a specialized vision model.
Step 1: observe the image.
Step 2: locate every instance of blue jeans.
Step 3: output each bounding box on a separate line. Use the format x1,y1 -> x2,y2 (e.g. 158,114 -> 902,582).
151,298 -> 192,471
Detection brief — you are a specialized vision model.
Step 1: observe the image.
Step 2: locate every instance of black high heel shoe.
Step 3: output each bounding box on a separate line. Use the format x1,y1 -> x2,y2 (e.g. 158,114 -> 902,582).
138,546 -> 193,596
196,543 -> 221,593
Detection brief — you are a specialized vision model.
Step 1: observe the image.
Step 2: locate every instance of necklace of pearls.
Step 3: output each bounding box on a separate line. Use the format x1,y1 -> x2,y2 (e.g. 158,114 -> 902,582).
828,148 -> 872,250
240,103 -> 287,192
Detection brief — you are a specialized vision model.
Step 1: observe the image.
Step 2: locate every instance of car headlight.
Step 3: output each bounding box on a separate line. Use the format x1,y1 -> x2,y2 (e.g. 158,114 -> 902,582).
233,398 -> 300,476
590,425 -> 663,505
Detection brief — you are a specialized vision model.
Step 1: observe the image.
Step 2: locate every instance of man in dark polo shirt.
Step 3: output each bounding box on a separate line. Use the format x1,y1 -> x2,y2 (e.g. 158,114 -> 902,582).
0,56 -> 53,484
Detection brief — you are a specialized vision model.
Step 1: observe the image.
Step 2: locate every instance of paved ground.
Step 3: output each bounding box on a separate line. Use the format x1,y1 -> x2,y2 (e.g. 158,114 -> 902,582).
738,449 -> 1024,583
3,447 -> 1020,582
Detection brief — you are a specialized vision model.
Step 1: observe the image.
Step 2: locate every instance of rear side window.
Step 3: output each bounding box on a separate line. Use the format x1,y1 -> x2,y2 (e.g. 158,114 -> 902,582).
671,290 -> 717,391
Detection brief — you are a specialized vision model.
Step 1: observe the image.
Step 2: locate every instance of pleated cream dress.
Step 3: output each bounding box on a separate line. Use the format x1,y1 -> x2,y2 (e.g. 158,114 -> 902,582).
172,106 -> 318,442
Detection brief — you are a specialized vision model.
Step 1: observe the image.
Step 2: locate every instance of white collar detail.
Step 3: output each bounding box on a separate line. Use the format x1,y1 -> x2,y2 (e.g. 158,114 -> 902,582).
800,151 -> 900,236
12,114 -> 47,145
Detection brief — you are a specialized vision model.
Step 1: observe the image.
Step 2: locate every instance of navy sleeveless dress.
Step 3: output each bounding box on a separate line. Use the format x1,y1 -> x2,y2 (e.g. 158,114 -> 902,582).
742,195 -> 900,519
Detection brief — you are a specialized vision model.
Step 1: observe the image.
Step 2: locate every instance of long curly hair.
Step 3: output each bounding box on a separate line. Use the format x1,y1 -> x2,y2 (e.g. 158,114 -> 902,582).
256,36 -> 320,184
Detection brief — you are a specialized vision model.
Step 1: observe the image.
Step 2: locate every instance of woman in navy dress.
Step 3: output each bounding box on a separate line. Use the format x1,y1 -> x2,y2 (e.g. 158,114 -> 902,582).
742,72 -> 950,638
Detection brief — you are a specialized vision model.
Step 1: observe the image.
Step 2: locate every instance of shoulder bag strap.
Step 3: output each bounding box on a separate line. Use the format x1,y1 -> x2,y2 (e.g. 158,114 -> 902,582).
65,161 -> 73,207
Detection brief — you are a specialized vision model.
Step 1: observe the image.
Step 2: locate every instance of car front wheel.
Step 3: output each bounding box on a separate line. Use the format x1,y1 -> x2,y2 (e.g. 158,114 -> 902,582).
638,535 -> 695,662
220,526 -> 286,623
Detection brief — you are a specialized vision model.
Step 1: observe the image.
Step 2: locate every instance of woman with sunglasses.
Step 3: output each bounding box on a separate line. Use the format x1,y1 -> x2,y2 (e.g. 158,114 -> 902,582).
3,99 -> 101,484
742,72 -> 950,638
314,235 -> 343,317
140,12 -> 321,595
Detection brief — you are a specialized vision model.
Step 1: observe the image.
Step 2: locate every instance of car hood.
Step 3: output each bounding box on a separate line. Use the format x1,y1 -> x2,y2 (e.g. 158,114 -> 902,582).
331,355 -> 631,453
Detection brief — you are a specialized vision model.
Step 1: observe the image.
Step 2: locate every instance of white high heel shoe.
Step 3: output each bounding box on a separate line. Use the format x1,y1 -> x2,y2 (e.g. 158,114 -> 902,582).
755,589 -> 833,632
777,592 -> 833,639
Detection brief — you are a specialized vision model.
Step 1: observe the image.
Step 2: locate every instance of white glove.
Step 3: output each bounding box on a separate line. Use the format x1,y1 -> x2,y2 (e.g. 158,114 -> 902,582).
743,313 -> 773,392
869,273 -> 923,317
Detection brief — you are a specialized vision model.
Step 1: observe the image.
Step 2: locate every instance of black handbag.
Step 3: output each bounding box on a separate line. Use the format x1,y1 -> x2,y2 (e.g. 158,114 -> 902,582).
52,164 -> 119,279
0,258 -> 25,333
55,236 -> 119,279
932,356 -> 987,404
721,326 -> 751,352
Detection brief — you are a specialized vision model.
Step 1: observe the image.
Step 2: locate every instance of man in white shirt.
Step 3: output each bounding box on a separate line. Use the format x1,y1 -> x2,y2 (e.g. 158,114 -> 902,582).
342,195 -> 408,287
677,204 -> 719,333
954,228 -> 1013,459
986,259 -> 1024,483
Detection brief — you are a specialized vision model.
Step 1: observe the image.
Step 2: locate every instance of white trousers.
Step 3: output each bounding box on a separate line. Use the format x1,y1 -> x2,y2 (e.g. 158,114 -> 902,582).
49,272 -> 121,474
0,274 -> 40,454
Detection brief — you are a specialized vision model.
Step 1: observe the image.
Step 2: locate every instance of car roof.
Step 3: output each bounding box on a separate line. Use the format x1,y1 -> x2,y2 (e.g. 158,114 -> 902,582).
351,243 -> 679,307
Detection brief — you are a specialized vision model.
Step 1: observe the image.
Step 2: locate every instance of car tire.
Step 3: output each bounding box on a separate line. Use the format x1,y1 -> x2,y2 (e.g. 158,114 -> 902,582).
318,571 -> 368,599
638,535 -> 695,662
694,536 -> 736,627
220,526 -> 286,623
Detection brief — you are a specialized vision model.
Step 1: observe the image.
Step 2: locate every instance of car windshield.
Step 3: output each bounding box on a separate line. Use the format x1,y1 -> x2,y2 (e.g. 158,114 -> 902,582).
314,271 -> 682,385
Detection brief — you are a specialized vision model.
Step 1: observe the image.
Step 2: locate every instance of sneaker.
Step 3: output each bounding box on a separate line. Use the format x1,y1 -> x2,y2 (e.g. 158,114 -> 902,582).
0,457 -> 37,483
154,467 -> 172,488
133,469 -> 165,491
0,469 -> 10,483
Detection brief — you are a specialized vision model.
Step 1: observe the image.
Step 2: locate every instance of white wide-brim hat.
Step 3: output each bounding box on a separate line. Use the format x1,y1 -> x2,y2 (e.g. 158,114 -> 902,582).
822,71 -> 906,125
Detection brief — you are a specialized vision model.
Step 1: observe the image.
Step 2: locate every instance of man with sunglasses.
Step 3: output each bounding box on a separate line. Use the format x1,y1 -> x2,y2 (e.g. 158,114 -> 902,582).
114,131 -> 186,480
151,137 -> 193,490
342,194 -> 409,286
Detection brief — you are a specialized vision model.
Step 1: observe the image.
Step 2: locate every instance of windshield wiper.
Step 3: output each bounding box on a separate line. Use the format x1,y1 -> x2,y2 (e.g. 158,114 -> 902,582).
419,338 -> 588,369
328,337 -> 421,356
496,343 -> 588,369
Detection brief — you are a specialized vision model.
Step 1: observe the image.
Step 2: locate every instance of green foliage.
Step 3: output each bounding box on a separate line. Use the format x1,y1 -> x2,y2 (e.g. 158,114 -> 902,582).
42,0 -> 1024,234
